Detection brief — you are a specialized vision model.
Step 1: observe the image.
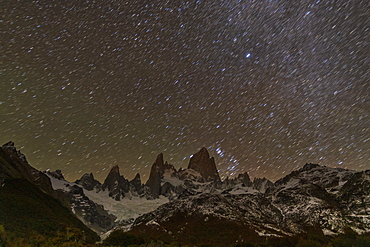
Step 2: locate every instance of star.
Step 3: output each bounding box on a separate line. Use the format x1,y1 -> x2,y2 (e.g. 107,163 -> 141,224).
1,0 -> 369,182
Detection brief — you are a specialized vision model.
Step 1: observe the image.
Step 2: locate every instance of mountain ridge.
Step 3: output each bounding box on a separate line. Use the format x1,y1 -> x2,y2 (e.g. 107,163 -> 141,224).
1,141 -> 369,246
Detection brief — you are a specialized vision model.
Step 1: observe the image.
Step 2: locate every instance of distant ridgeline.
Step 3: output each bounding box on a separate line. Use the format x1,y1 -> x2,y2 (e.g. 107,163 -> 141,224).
1,141 -> 369,246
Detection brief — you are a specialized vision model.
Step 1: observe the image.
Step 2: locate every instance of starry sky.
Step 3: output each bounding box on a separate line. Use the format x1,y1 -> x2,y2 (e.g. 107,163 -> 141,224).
2,0 -> 369,182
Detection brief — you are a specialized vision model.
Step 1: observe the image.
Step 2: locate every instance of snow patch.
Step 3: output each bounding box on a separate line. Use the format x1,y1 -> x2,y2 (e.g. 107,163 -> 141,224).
146,220 -> 161,226
282,178 -> 301,189
47,173 -> 169,223
83,189 -> 168,222
161,176 -> 183,187
47,174 -> 73,191
228,184 -> 260,195
322,228 -> 337,235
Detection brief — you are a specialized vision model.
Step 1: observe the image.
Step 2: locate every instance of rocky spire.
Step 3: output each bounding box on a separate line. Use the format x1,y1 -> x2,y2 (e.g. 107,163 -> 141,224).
103,165 -> 129,200
103,166 -> 120,190
146,153 -> 165,196
188,147 -> 221,182
155,153 -> 164,167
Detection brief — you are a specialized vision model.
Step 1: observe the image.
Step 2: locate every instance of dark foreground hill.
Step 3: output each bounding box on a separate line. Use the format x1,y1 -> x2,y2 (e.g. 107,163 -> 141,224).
0,142 -> 99,246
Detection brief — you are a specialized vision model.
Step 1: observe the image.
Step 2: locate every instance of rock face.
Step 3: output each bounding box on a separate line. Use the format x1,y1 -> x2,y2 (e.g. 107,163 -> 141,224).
237,172 -> 253,187
188,147 -> 221,182
338,170 -> 370,230
66,184 -> 116,232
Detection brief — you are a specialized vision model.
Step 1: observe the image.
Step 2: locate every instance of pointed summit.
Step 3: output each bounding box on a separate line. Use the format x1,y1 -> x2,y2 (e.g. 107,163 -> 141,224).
155,153 -> 164,167
188,147 -> 221,182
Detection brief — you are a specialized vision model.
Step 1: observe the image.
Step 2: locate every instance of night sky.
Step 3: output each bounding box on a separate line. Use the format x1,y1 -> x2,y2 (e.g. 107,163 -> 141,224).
2,0 -> 369,182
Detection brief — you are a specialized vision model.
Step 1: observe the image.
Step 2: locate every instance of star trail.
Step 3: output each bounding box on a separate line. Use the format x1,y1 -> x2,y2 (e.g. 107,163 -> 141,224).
2,0 -> 369,182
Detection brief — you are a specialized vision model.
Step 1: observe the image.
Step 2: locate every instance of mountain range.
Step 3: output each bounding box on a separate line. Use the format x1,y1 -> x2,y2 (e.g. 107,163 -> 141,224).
0,141 -> 369,246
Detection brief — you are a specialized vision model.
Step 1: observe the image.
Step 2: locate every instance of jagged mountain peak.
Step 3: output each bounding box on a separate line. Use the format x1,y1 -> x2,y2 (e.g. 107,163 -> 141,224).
108,165 -> 128,180
199,146 -> 208,153
130,173 -> 142,185
103,165 -> 122,183
82,172 -> 95,180
188,147 -> 221,182
101,165 -> 149,200
75,172 -> 101,191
